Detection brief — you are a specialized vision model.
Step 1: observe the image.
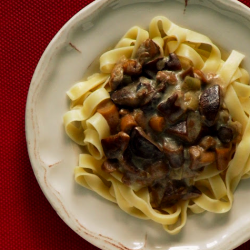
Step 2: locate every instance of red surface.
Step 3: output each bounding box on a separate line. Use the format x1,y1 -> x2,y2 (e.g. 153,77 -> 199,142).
1,0 -> 250,249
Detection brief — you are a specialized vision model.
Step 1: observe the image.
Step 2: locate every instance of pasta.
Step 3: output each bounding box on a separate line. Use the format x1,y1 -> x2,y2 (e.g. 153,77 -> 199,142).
63,16 -> 250,234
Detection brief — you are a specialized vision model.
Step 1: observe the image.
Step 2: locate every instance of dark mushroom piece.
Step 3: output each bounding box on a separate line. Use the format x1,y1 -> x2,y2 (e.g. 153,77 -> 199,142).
111,77 -> 156,108
144,57 -> 165,71
166,112 -> 202,143
146,161 -> 169,179
102,159 -> 119,173
109,63 -> 124,91
122,170 -> 149,187
123,160 -> 169,188
163,138 -> 184,168
180,66 -> 194,79
199,84 -> 222,126
189,145 -> 216,170
135,39 -> 161,65
164,53 -> 182,71
118,147 -> 142,174
186,111 -> 202,143
156,71 -> 178,85
160,180 -> 186,207
101,132 -> 130,159
181,186 -> 202,201
109,59 -> 142,91
110,81 -> 142,108
181,161 -> 203,179
122,59 -> 142,76
157,92 -> 186,123
132,109 -> 148,131
129,127 -> 163,159
136,77 -> 157,105
167,120 -> 189,142
199,136 -> 217,150
217,126 -> 234,144
150,179 -> 169,208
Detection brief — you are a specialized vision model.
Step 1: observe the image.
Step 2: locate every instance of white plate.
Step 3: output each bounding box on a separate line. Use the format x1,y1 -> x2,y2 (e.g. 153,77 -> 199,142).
26,0 -> 250,249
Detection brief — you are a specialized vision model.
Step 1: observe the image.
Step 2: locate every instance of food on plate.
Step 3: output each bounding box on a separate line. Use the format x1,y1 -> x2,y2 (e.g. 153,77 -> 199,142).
63,16 -> 250,234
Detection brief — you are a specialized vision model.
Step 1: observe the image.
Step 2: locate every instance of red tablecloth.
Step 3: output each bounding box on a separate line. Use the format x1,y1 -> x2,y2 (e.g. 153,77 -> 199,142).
1,0 -> 250,249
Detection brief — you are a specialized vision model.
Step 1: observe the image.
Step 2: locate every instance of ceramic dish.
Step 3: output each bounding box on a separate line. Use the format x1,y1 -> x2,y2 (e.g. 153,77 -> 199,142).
26,0 -> 250,249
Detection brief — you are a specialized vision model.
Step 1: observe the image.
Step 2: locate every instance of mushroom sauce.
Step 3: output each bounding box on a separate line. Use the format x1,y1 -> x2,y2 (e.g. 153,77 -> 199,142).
98,39 -> 241,209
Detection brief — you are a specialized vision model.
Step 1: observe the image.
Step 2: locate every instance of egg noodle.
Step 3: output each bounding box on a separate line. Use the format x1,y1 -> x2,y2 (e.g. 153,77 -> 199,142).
63,16 -> 250,234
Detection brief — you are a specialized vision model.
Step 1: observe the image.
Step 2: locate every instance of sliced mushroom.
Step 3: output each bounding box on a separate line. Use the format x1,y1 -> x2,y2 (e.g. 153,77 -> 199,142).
181,161 -> 203,179
166,112 -> 202,143
180,66 -> 194,79
167,121 -> 189,141
144,57 -> 164,71
164,53 -> 182,71
130,127 -> 162,159
111,77 -> 156,108
156,71 -> 178,85
135,39 -> 161,65
163,138 -> 184,168
217,126 -> 233,144
133,109 -> 148,131
122,59 -> 142,76
157,92 -> 186,123
181,186 -> 202,201
160,180 -> 186,207
189,145 -> 216,170
109,63 -> 124,91
199,136 -> 216,150
101,132 -> 130,159
150,179 -> 169,208
102,159 -> 119,173
136,77 -> 158,106
146,161 -> 169,179
109,59 -> 142,91
199,84 -> 222,126
187,111 -> 202,143
110,81 -> 142,108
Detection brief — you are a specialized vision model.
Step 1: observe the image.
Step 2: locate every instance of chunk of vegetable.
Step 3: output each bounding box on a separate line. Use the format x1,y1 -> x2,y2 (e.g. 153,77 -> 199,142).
148,115 -> 165,132
182,76 -> 201,91
120,114 -> 137,134
97,100 -> 120,134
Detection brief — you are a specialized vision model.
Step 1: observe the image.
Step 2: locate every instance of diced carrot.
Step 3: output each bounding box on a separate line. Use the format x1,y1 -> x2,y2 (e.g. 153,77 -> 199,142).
149,116 -> 165,132
97,100 -> 120,134
216,147 -> 232,171
120,114 -> 137,134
